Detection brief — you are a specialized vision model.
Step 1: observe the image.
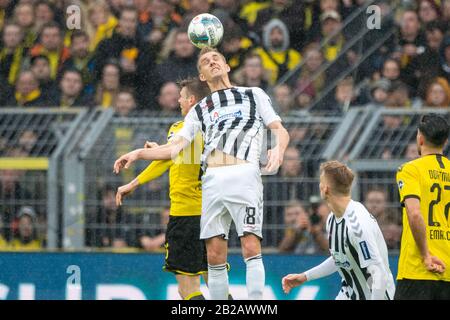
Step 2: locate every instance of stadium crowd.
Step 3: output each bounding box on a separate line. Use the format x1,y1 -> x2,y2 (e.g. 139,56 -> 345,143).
1,0 -> 450,252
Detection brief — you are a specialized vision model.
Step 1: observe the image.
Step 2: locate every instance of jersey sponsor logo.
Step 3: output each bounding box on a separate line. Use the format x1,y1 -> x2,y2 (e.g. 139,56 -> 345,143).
359,241 -> 371,260
397,180 -> 404,190
210,110 -> 242,124
331,251 -> 351,269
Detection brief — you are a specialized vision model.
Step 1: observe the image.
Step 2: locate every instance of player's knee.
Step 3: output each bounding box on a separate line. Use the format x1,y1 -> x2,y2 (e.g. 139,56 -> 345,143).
207,249 -> 226,265
241,235 -> 261,259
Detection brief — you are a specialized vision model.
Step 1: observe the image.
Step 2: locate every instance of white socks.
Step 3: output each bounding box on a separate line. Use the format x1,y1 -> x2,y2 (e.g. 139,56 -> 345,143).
208,263 -> 229,300
245,254 -> 265,300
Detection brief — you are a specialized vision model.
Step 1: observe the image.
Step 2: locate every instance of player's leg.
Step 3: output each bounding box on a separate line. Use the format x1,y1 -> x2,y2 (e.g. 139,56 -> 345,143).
240,233 -> 265,299
200,167 -> 234,300
206,236 -> 229,300
163,216 -> 208,299
225,163 -> 265,299
176,274 -> 204,300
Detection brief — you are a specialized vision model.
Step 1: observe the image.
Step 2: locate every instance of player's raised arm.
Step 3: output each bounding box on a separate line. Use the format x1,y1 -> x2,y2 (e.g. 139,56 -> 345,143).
113,136 -> 190,174
266,120 -> 289,173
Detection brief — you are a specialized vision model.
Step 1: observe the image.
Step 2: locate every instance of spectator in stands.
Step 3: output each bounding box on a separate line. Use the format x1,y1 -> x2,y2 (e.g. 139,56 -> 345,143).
367,78 -> 390,108
273,83 -> 294,115
114,88 -> 138,116
87,185 -> 133,248
423,77 -> 450,108
61,31 -> 95,95
252,0 -> 305,52
157,81 -> 179,114
381,58 -> 401,82
138,0 -> 178,46
294,45 -> 326,110
29,22 -> 71,80
95,62 -> 121,108
13,3 -> 36,49
51,69 -> 93,108
321,76 -> 357,114
138,206 -> 169,252
404,142 -> 419,160
232,53 -> 269,91
444,0 -> 450,26
385,80 -> 417,109
86,0 -> 118,51
0,0 -> 13,30
0,217 -> 7,249
319,10 -> 344,63
439,36 -> 450,83
30,55 -> 57,95
0,23 -> 26,86
220,24 -> 253,76
278,200 -> 322,254
10,206 -> 43,250
395,9 -> 427,93
406,21 -> 446,91
18,130 -> 38,155
417,0 -> 441,25
34,1 -> 59,32
156,29 -> 197,85
93,6 -> 155,107
254,18 -> 302,85
6,70 -> 49,107
364,188 -> 402,250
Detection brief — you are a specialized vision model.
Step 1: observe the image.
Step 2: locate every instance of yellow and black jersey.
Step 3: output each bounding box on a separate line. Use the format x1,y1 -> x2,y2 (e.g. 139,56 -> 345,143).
396,154 -> 450,281
137,121 -> 202,216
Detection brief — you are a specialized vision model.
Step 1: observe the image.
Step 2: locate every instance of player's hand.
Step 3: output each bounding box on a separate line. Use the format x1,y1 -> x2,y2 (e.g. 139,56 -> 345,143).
116,182 -> 137,206
265,147 -> 283,174
424,255 -> 446,274
144,141 -> 159,149
282,273 -> 307,294
113,150 -> 140,174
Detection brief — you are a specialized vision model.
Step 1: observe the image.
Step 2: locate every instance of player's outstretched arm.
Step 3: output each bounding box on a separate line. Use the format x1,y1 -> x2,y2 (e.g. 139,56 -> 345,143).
113,136 -> 189,174
282,256 -> 337,294
404,198 -> 446,274
367,263 -> 388,300
265,120 -> 290,173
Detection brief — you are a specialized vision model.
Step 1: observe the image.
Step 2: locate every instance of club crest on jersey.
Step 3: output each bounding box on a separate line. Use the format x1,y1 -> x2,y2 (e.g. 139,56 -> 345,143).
331,251 -> 351,269
398,180 -> 404,190
210,110 -> 242,123
168,131 -> 174,141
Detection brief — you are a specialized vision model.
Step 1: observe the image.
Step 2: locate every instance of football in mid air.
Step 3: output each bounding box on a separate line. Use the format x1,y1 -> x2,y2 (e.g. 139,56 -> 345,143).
188,13 -> 224,49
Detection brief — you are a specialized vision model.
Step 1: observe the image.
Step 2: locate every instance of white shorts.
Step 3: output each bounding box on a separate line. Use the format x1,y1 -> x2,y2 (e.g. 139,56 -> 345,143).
200,163 -> 263,240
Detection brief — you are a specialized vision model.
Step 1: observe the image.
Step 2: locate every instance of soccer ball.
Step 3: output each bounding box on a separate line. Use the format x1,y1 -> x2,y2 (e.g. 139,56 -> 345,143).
188,13 -> 224,49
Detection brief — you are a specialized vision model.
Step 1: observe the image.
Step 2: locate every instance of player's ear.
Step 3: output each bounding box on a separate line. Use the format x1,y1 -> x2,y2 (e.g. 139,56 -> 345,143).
199,72 -> 206,81
225,63 -> 231,73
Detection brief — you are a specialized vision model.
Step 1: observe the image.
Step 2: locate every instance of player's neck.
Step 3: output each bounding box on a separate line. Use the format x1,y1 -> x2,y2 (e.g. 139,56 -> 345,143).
328,196 -> 351,218
208,77 -> 233,92
420,146 -> 443,157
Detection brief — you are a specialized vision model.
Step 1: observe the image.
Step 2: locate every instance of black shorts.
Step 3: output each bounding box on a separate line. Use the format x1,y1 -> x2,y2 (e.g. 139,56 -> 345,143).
163,215 -> 207,275
394,279 -> 450,300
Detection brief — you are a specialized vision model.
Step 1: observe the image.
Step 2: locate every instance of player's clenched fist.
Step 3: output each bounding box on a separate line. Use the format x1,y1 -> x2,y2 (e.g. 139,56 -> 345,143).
281,273 -> 307,294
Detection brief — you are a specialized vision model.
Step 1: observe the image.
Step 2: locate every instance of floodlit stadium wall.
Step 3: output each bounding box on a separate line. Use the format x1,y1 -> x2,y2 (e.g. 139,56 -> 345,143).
0,252 -> 399,300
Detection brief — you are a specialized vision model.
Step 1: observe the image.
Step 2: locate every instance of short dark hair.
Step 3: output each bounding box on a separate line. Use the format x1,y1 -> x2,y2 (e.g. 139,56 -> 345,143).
30,54 -> 50,65
419,114 -> 449,148
178,77 -> 210,101
71,30 -> 89,42
61,68 -> 82,79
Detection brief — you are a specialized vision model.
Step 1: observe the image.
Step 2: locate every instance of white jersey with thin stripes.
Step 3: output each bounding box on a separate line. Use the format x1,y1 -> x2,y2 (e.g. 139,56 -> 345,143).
326,200 -> 396,300
176,86 -> 281,169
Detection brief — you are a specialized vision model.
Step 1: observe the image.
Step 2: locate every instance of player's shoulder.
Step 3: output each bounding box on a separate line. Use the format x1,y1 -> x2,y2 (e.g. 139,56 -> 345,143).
169,120 -> 184,130
345,201 -> 375,238
397,158 -> 421,175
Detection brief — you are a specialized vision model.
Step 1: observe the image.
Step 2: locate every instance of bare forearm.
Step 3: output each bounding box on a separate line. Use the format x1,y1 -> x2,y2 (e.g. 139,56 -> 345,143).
273,126 -> 290,153
408,211 -> 429,258
136,143 -> 179,161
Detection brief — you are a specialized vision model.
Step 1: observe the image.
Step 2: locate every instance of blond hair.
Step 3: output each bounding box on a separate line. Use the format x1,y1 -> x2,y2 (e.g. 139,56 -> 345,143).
320,160 -> 354,196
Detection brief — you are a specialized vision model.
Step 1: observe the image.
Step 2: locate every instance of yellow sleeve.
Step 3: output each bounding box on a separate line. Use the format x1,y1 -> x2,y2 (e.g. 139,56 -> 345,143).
396,163 -> 421,203
136,122 -> 180,185
136,160 -> 173,185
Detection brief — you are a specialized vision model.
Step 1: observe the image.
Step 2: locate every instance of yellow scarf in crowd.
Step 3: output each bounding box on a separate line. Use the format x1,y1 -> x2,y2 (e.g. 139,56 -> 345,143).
90,16 -> 118,51
15,88 -> 41,106
0,46 -> 24,85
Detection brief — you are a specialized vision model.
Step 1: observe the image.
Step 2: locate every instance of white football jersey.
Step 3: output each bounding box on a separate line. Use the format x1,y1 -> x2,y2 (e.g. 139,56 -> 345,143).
326,200 -> 396,300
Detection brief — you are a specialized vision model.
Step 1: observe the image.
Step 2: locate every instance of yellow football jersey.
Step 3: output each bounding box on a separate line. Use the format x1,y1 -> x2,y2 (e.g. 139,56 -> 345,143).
137,121 -> 202,216
396,154 -> 450,281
